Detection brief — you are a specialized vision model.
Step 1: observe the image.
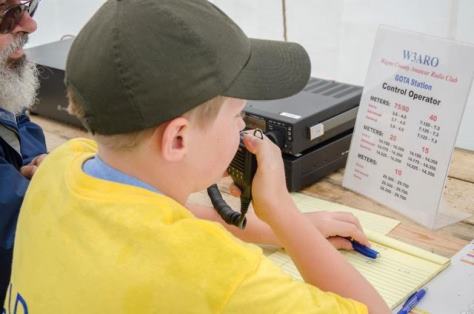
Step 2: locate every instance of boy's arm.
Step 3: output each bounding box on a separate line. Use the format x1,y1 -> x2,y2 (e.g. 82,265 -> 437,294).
187,202 -> 278,245
243,132 -> 390,314
187,202 -> 370,250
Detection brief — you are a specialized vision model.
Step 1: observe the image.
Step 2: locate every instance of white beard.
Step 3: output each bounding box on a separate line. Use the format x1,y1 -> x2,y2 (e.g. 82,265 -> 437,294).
0,35 -> 39,115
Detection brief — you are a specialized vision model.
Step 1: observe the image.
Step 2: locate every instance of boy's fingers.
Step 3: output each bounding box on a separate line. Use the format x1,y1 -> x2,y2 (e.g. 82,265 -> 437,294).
228,183 -> 242,197
242,131 -> 281,169
242,132 -> 260,154
330,212 -> 364,232
328,237 -> 353,250
345,225 -> 370,247
325,212 -> 370,246
328,220 -> 370,247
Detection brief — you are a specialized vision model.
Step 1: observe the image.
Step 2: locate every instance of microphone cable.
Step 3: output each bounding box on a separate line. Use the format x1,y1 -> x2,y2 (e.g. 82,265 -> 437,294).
207,184 -> 248,229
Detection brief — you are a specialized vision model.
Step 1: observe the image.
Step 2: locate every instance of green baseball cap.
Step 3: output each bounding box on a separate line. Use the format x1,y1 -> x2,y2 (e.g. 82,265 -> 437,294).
66,0 -> 311,135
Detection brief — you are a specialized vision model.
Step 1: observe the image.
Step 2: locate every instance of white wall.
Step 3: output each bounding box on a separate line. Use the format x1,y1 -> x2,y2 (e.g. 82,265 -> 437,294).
209,0 -> 284,41
27,0 -> 474,150
26,0 -> 106,48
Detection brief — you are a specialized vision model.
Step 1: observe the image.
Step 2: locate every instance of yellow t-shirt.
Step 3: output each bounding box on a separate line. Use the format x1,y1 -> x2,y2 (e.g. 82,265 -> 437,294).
6,138 -> 367,314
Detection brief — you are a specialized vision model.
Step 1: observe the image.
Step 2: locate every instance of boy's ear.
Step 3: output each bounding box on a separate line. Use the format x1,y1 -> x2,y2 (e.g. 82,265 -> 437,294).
159,117 -> 190,162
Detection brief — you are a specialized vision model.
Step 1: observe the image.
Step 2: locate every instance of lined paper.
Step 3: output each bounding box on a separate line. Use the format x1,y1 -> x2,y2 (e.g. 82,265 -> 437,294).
291,193 -> 400,235
268,231 -> 450,309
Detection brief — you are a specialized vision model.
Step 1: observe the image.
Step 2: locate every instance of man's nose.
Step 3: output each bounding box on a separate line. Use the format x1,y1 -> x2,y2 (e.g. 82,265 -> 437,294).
12,11 -> 37,35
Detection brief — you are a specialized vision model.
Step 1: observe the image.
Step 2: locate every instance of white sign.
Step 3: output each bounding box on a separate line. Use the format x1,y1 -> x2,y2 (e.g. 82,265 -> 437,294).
343,26 -> 474,229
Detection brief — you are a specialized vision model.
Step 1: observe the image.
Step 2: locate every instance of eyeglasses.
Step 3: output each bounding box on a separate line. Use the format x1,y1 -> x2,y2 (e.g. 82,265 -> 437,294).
0,0 -> 39,34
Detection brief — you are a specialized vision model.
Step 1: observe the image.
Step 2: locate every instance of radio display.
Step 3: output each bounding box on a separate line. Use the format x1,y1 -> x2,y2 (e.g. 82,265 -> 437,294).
244,114 -> 266,131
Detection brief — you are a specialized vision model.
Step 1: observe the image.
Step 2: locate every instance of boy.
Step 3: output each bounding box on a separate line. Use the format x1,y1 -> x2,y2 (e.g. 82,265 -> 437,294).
7,0 -> 390,313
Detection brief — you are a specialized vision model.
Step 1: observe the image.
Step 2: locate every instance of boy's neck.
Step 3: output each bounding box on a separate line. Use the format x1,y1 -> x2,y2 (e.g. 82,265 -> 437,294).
96,145 -> 190,206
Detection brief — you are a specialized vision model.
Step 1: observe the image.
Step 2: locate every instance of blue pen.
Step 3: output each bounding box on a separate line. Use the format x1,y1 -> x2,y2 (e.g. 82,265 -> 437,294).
397,288 -> 427,314
351,240 -> 379,259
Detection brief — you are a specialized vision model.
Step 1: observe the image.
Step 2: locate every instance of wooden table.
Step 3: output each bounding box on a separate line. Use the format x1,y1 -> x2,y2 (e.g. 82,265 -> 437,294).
32,115 -> 474,258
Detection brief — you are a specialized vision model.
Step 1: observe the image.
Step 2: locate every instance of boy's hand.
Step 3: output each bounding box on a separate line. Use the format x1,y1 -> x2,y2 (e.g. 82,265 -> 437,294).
303,211 -> 370,249
241,131 -> 291,223
20,153 -> 47,179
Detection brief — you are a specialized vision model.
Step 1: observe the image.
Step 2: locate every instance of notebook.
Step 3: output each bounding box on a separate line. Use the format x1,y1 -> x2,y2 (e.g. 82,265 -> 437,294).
268,220 -> 450,309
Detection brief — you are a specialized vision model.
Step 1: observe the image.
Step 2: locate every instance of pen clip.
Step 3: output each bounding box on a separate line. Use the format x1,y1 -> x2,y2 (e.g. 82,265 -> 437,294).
402,290 -> 417,307
398,288 -> 427,314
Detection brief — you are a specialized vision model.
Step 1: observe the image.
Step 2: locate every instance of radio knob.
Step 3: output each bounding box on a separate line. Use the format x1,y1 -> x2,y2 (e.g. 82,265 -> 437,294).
266,128 -> 285,148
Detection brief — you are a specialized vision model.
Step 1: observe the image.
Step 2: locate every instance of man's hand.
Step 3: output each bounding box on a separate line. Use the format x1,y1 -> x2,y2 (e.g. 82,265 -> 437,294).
20,153 -> 47,179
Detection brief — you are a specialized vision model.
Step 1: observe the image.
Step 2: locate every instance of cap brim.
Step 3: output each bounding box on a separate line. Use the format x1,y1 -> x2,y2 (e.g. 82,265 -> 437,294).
223,38 -> 311,100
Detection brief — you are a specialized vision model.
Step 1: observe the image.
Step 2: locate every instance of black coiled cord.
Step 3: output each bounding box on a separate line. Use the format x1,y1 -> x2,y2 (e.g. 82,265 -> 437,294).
207,184 -> 249,229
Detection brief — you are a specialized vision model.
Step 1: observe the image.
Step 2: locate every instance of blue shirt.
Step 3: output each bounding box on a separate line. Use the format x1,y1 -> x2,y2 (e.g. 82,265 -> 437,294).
83,155 -> 158,193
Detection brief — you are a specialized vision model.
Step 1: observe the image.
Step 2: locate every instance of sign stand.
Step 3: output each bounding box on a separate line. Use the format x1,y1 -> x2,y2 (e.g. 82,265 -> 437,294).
343,26 -> 474,229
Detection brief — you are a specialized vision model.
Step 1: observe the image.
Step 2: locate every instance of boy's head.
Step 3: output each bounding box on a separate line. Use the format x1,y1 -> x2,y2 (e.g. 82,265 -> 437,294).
65,0 -> 310,135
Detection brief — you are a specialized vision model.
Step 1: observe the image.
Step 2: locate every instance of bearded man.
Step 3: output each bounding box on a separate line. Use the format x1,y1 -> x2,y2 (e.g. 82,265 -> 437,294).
0,0 -> 45,303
